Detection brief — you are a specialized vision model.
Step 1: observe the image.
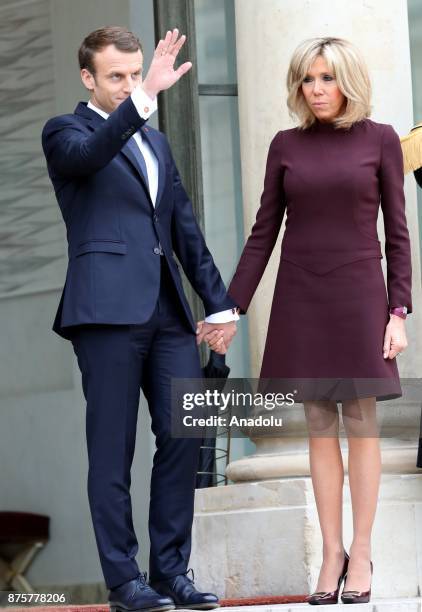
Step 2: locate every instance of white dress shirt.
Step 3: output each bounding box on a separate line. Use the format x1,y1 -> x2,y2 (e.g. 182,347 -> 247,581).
87,87 -> 238,324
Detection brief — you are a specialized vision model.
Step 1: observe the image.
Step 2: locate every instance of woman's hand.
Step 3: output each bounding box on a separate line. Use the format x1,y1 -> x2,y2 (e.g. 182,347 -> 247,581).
196,321 -> 231,354
383,314 -> 408,359
205,330 -> 228,354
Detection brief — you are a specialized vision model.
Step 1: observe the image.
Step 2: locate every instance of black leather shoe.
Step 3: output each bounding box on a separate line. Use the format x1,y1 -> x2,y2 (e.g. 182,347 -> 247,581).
109,572 -> 176,612
150,569 -> 220,610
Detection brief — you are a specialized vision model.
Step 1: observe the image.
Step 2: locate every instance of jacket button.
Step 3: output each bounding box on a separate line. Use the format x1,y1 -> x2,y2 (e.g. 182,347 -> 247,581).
153,247 -> 161,255
153,214 -> 158,222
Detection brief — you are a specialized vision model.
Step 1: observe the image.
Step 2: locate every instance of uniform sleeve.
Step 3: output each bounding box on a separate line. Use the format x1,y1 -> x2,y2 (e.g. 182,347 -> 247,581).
379,124 -> 413,313
228,131 -> 286,313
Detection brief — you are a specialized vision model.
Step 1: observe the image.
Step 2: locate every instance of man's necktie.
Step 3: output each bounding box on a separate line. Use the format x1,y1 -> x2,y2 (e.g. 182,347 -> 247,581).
123,133 -> 150,190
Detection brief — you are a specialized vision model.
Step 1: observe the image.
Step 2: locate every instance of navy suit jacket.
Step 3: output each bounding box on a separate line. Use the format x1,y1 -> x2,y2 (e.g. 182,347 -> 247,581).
42,97 -> 233,339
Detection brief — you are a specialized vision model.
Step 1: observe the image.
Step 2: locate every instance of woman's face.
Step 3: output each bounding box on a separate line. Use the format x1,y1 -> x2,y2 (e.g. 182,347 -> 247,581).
301,55 -> 346,122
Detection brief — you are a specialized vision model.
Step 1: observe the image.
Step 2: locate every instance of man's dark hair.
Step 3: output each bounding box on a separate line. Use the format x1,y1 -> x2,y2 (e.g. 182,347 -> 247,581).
78,26 -> 143,75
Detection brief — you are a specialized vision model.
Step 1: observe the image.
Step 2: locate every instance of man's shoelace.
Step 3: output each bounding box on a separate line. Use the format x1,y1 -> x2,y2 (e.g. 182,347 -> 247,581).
183,568 -> 195,584
137,572 -> 156,593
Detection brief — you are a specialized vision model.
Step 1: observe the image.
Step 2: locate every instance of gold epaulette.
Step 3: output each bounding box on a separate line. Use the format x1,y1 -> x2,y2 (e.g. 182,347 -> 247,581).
400,122 -> 422,174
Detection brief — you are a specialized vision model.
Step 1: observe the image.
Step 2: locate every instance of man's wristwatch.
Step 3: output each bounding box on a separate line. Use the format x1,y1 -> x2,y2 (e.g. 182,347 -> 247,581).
389,306 -> 408,319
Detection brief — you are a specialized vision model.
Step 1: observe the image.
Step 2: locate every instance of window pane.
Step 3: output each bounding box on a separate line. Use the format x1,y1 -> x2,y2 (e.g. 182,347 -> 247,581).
199,94 -> 250,378
194,0 -> 237,85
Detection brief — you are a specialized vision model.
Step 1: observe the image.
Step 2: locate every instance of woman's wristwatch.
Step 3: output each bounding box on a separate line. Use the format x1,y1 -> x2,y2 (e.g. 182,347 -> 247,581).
389,306 -> 408,319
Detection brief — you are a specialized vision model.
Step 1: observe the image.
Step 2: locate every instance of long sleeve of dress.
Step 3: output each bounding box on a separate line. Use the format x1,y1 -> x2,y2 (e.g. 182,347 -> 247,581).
228,132 -> 286,312
379,124 -> 413,312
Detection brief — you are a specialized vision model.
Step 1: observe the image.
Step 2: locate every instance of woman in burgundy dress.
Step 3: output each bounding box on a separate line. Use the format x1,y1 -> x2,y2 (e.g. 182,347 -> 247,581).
212,37 -> 411,604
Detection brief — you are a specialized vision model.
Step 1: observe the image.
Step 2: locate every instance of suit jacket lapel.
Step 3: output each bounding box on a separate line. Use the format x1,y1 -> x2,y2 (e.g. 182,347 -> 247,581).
140,126 -> 166,209
119,144 -> 152,201
75,102 -> 153,206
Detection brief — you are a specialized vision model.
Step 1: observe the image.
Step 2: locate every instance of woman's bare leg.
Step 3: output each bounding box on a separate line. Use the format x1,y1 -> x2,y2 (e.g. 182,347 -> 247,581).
342,396 -> 380,592
304,401 -> 346,592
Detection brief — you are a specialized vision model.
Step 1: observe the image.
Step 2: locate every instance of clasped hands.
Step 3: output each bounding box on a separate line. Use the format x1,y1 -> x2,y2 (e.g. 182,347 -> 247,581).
196,321 -> 237,355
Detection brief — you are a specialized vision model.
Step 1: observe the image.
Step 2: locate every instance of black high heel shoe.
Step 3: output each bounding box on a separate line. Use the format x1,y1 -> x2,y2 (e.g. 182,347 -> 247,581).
341,560 -> 373,604
307,551 -> 349,605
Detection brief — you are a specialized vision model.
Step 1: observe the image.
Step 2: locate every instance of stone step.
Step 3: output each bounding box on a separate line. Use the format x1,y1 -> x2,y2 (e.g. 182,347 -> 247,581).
225,598 -> 421,610
3,598 -> 422,612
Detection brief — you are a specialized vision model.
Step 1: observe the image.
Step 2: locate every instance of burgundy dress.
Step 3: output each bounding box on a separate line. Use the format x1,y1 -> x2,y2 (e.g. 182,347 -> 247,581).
228,119 -> 412,401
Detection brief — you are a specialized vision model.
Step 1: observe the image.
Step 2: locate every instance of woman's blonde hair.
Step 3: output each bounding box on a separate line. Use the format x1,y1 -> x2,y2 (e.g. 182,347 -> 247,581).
286,37 -> 372,130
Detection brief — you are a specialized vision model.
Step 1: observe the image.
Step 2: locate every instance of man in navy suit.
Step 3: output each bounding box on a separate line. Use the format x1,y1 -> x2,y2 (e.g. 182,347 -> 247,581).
42,26 -> 237,612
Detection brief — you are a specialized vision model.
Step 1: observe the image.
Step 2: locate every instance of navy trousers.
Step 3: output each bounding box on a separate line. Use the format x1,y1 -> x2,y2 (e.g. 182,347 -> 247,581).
71,259 -> 203,589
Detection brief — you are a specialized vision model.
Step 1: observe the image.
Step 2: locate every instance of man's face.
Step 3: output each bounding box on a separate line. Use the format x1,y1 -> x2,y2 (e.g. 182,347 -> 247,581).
81,44 -> 143,114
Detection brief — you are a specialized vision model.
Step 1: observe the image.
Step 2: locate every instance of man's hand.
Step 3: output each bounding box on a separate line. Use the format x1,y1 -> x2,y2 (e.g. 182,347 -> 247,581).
142,29 -> 192,99
383,315 -> 408,359
196,320 -> 237,353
